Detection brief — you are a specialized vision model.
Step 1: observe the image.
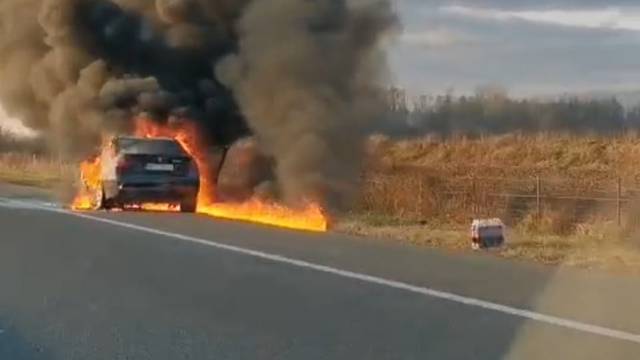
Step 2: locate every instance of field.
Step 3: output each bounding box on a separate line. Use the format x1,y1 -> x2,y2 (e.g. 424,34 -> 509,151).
367,132 -> 640,178
3,132 -> 640,273
347,133 -> 640,274
361,133 -> 640,227
0,153 -> 75,188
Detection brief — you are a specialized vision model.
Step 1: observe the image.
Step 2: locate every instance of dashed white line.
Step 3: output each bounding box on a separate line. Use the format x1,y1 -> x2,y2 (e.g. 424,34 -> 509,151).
2,198 -> 640,344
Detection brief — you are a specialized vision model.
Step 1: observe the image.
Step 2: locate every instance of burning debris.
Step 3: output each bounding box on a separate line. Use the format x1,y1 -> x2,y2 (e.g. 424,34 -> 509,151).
1,0 -> 397,230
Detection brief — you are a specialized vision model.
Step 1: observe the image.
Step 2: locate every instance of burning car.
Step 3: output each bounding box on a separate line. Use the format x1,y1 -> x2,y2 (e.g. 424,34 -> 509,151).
71,118 -> 329,232
81,135 -> 200,212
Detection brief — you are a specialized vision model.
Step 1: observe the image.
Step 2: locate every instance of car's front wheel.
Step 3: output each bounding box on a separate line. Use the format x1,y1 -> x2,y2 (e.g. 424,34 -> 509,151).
180,197 -> 197,213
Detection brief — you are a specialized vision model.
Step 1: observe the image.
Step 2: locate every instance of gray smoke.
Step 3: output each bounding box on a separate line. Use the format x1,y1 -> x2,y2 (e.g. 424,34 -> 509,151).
0,0 -> 397,207
217,0 -> 396,207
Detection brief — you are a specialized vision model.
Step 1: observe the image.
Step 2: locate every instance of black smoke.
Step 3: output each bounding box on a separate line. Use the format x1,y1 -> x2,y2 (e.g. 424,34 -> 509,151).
0,0 -> 397,207
75,0 -> 248,146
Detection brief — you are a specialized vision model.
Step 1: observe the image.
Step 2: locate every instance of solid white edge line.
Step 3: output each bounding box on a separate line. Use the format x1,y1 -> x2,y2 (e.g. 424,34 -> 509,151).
3,198 -> 640,344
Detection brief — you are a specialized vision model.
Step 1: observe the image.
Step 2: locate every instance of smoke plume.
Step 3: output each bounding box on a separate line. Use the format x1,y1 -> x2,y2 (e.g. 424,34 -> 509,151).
0,0 -> 397,207
217,0 -> 396,207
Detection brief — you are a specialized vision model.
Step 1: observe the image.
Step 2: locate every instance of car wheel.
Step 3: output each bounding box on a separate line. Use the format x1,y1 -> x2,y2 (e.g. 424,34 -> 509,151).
180,197 -> 197,213
103,196 -> 117,210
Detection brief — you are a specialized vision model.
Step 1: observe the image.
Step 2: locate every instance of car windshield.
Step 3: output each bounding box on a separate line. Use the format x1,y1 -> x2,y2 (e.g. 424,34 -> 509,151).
116,138 -> 186,156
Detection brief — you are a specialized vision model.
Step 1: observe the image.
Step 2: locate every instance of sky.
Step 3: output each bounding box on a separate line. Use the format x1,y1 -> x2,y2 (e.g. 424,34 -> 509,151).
390,0 -> 640,97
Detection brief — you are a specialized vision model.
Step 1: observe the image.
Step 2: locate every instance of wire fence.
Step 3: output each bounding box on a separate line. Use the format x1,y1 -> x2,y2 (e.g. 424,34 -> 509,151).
358,171 -> 640,231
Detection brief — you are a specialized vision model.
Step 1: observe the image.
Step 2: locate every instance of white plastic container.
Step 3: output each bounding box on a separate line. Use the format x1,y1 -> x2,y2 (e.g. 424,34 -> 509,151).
470,218 -> 505,250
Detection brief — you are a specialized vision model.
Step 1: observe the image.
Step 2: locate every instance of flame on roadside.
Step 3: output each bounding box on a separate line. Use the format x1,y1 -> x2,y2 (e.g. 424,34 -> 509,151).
71,156 -> 102,211
199,199 -> 328,232
132,203 -> 180,212
71,117 -> 329,232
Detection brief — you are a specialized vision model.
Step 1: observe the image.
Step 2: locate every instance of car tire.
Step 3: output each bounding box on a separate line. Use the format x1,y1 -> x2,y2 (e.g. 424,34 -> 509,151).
103,196 -> 116,210
180,197 -> 197,213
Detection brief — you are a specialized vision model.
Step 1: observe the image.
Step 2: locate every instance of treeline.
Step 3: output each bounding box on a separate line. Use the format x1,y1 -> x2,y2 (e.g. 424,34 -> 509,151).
374,87 -> 640,137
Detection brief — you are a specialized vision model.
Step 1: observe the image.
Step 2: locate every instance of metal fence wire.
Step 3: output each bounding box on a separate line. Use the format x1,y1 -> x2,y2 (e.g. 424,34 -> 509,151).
359,172 -> 639,228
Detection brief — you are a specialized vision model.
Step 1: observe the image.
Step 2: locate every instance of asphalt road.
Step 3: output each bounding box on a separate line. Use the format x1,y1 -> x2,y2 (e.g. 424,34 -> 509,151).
1,184 -> 640,359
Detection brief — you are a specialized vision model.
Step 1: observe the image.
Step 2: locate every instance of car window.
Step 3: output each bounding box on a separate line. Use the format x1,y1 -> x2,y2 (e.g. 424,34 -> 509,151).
116,138 -> 186,156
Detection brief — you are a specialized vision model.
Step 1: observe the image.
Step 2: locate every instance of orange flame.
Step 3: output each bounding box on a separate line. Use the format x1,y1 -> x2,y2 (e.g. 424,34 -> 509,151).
71,117 -> 328,232
71,156 -> 102,211
131,203 -> 180,212
198,199 -> 328,232
134,117 -> 216,206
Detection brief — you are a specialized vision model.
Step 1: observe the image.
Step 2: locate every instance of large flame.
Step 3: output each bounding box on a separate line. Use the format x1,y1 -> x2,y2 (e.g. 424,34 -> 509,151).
71,156 -> 102,211
198,199 -> 328,232
72,117 -> 328,232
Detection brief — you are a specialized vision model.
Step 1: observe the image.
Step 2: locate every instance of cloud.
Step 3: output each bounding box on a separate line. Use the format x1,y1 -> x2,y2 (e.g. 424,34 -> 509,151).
400,28 -> 473,47
387,1 -> 640,97
442,5 -> 640,31
417,0 -> 640,11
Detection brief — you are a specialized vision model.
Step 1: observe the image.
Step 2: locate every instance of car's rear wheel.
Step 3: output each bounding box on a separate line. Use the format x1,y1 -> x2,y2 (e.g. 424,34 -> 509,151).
103,196 -> 116,210
180,197 -> 197,213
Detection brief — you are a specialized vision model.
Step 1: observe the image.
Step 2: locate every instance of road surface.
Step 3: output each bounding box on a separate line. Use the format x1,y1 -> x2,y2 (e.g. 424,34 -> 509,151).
1,183 -> 640,359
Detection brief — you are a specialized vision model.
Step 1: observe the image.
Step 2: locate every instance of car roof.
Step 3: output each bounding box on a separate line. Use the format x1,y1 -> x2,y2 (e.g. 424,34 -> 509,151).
114,135 -> 177,142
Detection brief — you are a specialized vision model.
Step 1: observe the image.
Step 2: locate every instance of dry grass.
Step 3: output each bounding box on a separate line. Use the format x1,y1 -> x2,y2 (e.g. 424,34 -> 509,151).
0,153 -> 75,188
336,214 -> 640,275
344,133 -> 640,274
335,213 -> 468,250
368,132 -> 640,180
362,133 -> 640,228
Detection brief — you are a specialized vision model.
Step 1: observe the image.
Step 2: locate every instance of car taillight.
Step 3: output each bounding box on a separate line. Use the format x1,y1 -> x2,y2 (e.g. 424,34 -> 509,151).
117,157 -> 134,172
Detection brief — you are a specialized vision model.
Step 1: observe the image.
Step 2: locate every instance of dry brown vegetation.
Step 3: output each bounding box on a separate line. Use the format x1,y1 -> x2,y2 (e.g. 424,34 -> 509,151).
345,133 -> 640,274
367,132 -> 640,179
337,216 -> 640,275
360,133 -> 640,225
0,153 -> 75,188
0,130 -> 76,189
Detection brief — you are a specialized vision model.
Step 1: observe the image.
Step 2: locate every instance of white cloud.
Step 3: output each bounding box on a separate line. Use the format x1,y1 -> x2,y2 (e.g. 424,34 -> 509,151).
442,5 -> 640,31
400,28 -> 472,47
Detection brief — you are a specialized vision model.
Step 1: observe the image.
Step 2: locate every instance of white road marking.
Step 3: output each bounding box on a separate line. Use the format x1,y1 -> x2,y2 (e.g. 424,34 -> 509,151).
2,198 -> 640,344
0,198 -> 59,210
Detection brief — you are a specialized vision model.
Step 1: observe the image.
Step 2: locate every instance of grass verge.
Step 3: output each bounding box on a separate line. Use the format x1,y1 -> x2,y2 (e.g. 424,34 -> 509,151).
0,153 -> 75,188
336,212 -> 640,275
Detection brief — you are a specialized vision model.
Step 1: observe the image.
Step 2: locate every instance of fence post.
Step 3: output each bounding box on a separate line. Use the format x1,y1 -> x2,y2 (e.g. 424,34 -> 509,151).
617,177 -> 622,227
472,177 -> 477,218
536,176 -> 541,222
417,177 -> 424,218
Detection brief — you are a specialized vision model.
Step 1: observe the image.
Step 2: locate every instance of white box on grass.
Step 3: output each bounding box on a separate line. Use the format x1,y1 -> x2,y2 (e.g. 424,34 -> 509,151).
470,218 -> 505,250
